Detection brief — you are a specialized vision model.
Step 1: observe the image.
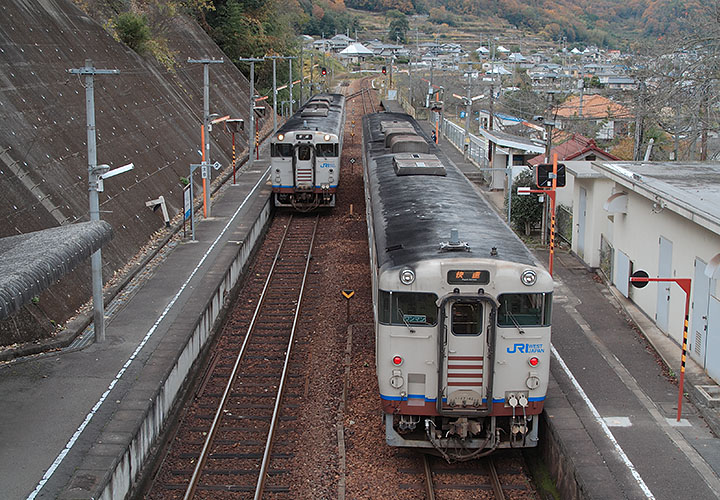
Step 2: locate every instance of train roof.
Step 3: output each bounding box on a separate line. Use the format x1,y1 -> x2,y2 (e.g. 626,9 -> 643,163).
363,112 -> 539,272
275,93 -> 345,138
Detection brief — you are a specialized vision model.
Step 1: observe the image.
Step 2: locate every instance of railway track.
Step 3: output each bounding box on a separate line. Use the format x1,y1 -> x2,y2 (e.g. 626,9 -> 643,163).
147,213 -> 319,499
414,451 -> 537,500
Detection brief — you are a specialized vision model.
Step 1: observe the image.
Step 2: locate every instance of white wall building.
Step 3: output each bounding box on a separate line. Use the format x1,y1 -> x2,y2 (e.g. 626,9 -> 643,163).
569,161 -> 720,382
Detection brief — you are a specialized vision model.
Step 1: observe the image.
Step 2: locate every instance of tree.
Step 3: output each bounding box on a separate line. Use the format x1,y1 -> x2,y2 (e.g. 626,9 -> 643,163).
507,170 -> 543,236
387,10 -> 409,43
114,12 -> 151,54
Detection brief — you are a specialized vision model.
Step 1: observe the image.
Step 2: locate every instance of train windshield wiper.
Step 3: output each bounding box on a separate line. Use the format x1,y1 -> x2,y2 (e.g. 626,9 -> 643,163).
397,308 -> 416,333
506,311 -> 525,335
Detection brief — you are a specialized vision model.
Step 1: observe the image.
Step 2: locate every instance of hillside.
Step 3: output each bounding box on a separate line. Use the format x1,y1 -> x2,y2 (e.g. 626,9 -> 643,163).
0,0 -> 266,343
344,0 -> 711,48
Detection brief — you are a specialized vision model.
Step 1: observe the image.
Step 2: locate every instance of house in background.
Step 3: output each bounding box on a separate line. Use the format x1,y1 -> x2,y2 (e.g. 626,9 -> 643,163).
555,94 -> 633,140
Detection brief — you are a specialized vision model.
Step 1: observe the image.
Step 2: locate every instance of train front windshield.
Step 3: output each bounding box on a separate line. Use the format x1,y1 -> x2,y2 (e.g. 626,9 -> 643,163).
378,290 -> 438,326
497,292 -> 552,327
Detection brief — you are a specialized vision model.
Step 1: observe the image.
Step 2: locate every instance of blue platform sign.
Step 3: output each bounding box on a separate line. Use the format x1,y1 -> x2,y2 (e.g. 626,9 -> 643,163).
460,111 -> 466,118
183,184 -> 192,220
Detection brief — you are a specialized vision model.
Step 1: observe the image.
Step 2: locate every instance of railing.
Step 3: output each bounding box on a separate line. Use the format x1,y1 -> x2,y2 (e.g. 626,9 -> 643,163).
440,118 -> 488,171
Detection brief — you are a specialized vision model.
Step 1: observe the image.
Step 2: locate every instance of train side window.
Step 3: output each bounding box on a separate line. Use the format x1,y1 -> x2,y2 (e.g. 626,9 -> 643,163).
316,143 -> 338,157
298,145 -> 312,161
271,144 -> 293,157
497,292 -> 552,327
451,302 -> 482,335
378,290 -> 438,326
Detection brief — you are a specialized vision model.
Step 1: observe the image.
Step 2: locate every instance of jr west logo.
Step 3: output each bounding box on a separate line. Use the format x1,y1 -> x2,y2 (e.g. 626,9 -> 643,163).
507,343 -> 544,354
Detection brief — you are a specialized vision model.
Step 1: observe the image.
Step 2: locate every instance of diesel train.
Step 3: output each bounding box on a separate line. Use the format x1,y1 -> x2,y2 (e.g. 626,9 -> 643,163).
362,111 -> 553,461
270,93 -> 346,211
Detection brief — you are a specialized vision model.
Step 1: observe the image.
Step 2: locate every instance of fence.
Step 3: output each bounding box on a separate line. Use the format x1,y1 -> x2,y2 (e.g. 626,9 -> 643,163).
440,118 -> 488,171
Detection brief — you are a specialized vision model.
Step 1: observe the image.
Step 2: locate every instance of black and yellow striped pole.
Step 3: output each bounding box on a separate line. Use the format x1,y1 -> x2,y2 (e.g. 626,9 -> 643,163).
630,272 -> 692,422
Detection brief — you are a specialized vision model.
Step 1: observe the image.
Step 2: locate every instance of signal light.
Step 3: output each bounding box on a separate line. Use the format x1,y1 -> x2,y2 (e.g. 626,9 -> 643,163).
529,357 -> 540,367
321,67 -> 327,76
534,163 -> 566,188
392,356 -> 403,366
381,66 -> 387,74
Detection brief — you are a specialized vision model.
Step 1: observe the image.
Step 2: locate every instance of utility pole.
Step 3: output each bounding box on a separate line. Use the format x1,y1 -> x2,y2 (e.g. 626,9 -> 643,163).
238,57 -> 265,169
267,55 -> 281,133
188,58 -> 223,218
68,59 -> 119,344
464,71 -> 472,159
288,57 -> 297,115
310,53 -> 314,96
299,48 -> 304,106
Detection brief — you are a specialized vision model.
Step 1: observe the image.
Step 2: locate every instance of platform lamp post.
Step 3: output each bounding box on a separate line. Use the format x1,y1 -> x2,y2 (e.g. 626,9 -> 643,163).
630,271 -> 692,422
226,119 -> 244,185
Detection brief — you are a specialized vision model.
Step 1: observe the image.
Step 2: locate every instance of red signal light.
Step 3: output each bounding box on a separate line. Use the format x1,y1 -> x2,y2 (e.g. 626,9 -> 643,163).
392,356 -> 403,366
381,66 -> 387,74
321,67 -> 327,76
529,357 -> 540,367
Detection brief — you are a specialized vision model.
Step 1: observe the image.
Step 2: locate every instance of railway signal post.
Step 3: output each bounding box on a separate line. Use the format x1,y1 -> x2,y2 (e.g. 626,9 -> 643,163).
630,270 -> 692,422
517,155 -> 565,276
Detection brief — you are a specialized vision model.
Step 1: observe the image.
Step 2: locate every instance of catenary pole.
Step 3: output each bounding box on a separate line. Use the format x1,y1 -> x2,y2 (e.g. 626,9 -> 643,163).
68,59 -> 119,344
188,58 -> 223,218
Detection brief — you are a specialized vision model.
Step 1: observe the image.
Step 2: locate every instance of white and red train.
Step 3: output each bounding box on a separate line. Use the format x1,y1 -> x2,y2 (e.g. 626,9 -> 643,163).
362,111 -> 553,460
270,93 -> 346,211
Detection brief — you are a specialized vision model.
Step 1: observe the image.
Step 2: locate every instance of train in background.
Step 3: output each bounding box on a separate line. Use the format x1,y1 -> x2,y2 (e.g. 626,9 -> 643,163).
362,111 -> 553,461
270,93 -> 346,211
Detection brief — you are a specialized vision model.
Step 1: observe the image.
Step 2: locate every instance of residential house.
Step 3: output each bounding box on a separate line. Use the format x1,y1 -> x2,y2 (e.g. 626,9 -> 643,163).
555,94 -> 633,140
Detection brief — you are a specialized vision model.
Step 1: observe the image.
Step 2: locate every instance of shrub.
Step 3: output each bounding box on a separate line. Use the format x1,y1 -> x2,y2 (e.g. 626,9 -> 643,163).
115,12 -> 151,54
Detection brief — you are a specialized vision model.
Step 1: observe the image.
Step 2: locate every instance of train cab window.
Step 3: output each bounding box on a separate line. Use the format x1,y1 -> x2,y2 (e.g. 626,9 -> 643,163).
297,145 -> 312,161
378,290 -> 438,326
271,144 -> 293,158
316,143 -> 338,157
497,292 -> 552,327
451,302 -> 482,336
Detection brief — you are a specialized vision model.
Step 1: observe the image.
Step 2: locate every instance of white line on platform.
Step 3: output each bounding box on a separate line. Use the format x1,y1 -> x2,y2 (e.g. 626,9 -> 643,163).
27,168 -> 270,500
551,344 -> 656,499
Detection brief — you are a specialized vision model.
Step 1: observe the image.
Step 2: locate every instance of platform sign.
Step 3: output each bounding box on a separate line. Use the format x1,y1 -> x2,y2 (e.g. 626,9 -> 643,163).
342,289 -> 355,299
183,184 -> 192,220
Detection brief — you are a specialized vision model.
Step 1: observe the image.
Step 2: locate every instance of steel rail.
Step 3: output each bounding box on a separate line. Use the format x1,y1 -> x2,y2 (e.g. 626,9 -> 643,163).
182,215 -> 296,500
488,458 -> 505,500
254,214 -> 319,499
422,454 -> 436,500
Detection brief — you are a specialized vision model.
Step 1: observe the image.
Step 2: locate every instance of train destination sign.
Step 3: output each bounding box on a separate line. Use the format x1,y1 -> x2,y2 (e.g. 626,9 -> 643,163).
447,270 -> 490,285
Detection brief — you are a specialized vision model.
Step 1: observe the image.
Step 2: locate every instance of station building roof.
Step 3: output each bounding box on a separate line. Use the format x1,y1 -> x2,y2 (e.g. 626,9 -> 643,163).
0,221 -> 113,319
592,161 -> 720,236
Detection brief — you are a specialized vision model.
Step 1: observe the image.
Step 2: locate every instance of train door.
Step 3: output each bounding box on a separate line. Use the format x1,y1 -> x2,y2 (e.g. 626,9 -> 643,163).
294,144 -> 315,189
439,298 -> 488,413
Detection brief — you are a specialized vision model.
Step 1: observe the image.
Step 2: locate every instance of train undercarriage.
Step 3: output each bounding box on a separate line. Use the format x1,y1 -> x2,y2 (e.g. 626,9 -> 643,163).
385,413 -> 539,462
274,189 -> 335,211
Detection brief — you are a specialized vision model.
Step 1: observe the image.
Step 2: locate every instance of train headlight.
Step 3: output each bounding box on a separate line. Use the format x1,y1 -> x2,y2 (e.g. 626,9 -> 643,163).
277,133 -> 284,141
399,268 -> 415,285
521,269 -> 537,286
324,134 -> 331,141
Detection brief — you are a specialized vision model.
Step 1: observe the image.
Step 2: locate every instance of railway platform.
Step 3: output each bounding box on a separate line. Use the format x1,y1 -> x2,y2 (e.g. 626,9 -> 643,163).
419,116 -> 720,499
0,156 -> 273,499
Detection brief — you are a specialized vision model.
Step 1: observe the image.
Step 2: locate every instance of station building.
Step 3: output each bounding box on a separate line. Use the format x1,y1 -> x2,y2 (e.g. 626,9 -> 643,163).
566,161 -> 720,382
